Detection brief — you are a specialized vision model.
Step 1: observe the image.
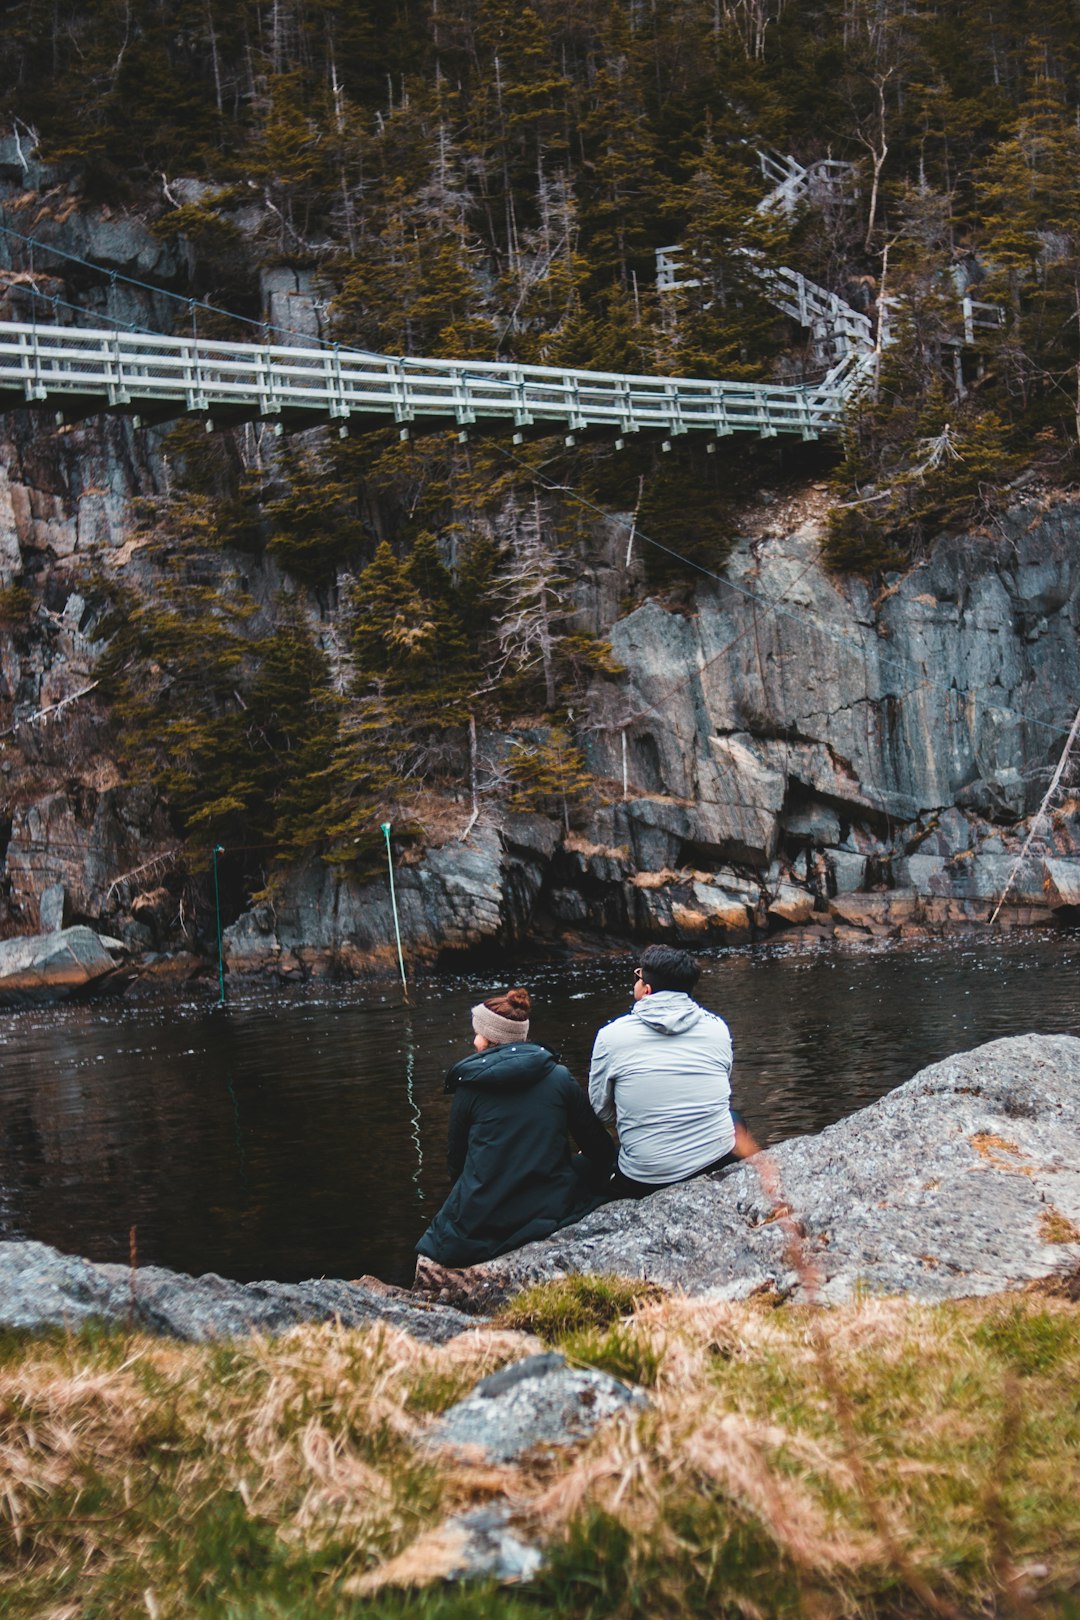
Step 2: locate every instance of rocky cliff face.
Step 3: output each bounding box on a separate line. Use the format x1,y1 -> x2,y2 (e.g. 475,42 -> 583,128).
1,148 -> 1079,973
0,149 -> 179,941
557,489 -> 1080,948
224,491 -> 1080,974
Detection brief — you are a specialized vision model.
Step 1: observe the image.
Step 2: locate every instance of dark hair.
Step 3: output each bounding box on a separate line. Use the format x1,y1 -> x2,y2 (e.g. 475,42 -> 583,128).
483,986 -> 531,1021
639,945 -> 700,994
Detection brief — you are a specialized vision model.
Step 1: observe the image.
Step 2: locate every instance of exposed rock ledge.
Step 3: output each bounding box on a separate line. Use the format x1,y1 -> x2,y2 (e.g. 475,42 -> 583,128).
421,1034 -> 1080,1311
3,1037 -> 1078,1342
0,1243 -> 476,1344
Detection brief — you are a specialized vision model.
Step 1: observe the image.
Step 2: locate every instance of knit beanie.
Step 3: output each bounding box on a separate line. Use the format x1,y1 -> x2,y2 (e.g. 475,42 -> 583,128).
471,986 -> 531,1045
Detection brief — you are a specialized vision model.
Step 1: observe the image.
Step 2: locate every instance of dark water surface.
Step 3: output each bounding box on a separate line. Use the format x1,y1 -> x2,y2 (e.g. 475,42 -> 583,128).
1,934 -> 1077,1286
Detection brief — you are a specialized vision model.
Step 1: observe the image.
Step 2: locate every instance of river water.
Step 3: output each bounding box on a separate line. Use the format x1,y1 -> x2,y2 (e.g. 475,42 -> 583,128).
1,933 -> 1077,1287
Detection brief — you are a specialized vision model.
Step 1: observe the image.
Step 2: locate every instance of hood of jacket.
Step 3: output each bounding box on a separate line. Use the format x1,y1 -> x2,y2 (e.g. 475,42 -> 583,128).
444,1041 -> 560,1094
632,991 -> 705,1036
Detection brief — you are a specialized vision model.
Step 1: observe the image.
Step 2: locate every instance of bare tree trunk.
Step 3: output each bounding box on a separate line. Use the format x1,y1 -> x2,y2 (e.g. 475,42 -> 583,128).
540,586 -> 556,710
271,0 -> 283,75
206,0 -> 223,116
459,712 -> 481,839
862,70 -> 892,254
329,42 -> 357,254
871,237 -> 890,403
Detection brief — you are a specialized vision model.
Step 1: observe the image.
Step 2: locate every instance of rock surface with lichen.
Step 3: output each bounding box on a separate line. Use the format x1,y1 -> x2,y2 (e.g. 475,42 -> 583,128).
419,1034 -> 1080,1311
0,1239 -> 475,1343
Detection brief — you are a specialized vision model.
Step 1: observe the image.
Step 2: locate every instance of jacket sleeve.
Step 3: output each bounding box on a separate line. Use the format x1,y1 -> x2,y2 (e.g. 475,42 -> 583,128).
566,1075 -> 616,1169
446,1087 -> 474,1182
588,1030 -> 617,1125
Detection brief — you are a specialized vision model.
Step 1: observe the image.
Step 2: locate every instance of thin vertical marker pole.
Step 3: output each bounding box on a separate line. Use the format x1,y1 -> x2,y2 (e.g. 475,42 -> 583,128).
381,821 -> 410,1002
212,844 -> 226,1006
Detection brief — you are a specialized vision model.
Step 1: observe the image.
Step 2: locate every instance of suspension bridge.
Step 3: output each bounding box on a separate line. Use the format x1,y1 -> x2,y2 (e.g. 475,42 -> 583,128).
0,151 -> 994,447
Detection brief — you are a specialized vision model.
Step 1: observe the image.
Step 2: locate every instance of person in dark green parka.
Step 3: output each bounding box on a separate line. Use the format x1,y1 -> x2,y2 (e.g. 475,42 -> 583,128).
416,987 -> 615,1268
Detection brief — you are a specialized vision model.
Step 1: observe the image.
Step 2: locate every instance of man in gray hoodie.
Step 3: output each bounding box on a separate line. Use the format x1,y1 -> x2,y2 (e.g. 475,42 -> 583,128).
588,944 -> 750,1197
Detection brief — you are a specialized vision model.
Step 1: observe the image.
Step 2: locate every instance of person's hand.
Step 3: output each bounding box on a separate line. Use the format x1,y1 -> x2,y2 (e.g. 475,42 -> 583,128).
734,1119 -> 760,1158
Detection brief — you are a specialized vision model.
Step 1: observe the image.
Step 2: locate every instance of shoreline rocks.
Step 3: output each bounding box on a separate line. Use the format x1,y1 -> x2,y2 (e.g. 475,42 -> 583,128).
214,802 -> 1079,983
3,1035 -> 1078,1341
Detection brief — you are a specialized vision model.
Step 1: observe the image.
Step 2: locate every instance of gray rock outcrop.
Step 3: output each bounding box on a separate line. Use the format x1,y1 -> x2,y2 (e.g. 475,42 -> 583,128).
564,507 -> 1080,947
443,1034 -> 1080,1308
0,924 -> 126,1003
223,815 -> 561,975
399,1507 -> 544,1585
0,1240 -> 476,1344
373,1351 -> 646,1588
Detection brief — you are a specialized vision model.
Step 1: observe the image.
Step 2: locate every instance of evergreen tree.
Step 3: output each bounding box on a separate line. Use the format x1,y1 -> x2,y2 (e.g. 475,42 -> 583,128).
264,445 -> 366,587
507,723 -> 593,830
661,131 -> 792,380
347,535 -> 476,805
576,7 -> 662,291
977,59 -> 1080,444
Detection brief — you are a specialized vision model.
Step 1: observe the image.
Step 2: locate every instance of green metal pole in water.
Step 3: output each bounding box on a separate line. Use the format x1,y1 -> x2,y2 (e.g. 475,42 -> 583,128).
381,821 -> 409,1002
212,844 -> 226,1006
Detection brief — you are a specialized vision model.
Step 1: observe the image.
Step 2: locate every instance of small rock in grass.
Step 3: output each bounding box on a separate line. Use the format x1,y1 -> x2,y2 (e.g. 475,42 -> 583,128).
427,1350 -> 646,1463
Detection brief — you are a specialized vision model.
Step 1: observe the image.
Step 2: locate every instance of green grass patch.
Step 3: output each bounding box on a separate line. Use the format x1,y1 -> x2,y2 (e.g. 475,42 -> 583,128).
498,1273 -> 665,1340
971,1300 -> 1079,1376
562,1321 -> 663,1388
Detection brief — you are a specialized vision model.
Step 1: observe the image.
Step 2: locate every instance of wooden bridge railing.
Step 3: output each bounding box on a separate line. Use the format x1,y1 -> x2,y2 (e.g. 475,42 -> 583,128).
0,320 -> 859,441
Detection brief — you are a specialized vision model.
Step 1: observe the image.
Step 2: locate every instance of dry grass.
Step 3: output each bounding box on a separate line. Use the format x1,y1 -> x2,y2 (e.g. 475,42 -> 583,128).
1039,1207 -> 1080,1245
525,1293 -> 1080,1606
1,1291 -> 1079,1618
0,1322 -> 531,1617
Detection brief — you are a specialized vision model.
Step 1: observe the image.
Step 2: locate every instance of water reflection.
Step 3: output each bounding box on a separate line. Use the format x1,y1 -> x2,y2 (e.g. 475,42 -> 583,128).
0,933 -> 1076,1286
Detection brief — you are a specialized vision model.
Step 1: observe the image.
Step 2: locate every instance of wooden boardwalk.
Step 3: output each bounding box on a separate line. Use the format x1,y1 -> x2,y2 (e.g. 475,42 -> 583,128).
0,319 -> 867,442
2,151 -> 968,444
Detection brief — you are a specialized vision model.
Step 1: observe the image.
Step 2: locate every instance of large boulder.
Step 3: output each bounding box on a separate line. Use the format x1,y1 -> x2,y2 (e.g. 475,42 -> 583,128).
0,925 -> 125,1004
442,1034 -> 1080,1308
4,1037 -> 1078,1347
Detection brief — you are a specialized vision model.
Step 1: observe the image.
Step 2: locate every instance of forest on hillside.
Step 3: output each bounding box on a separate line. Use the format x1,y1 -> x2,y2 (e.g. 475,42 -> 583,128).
3,0 -> 1080,878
